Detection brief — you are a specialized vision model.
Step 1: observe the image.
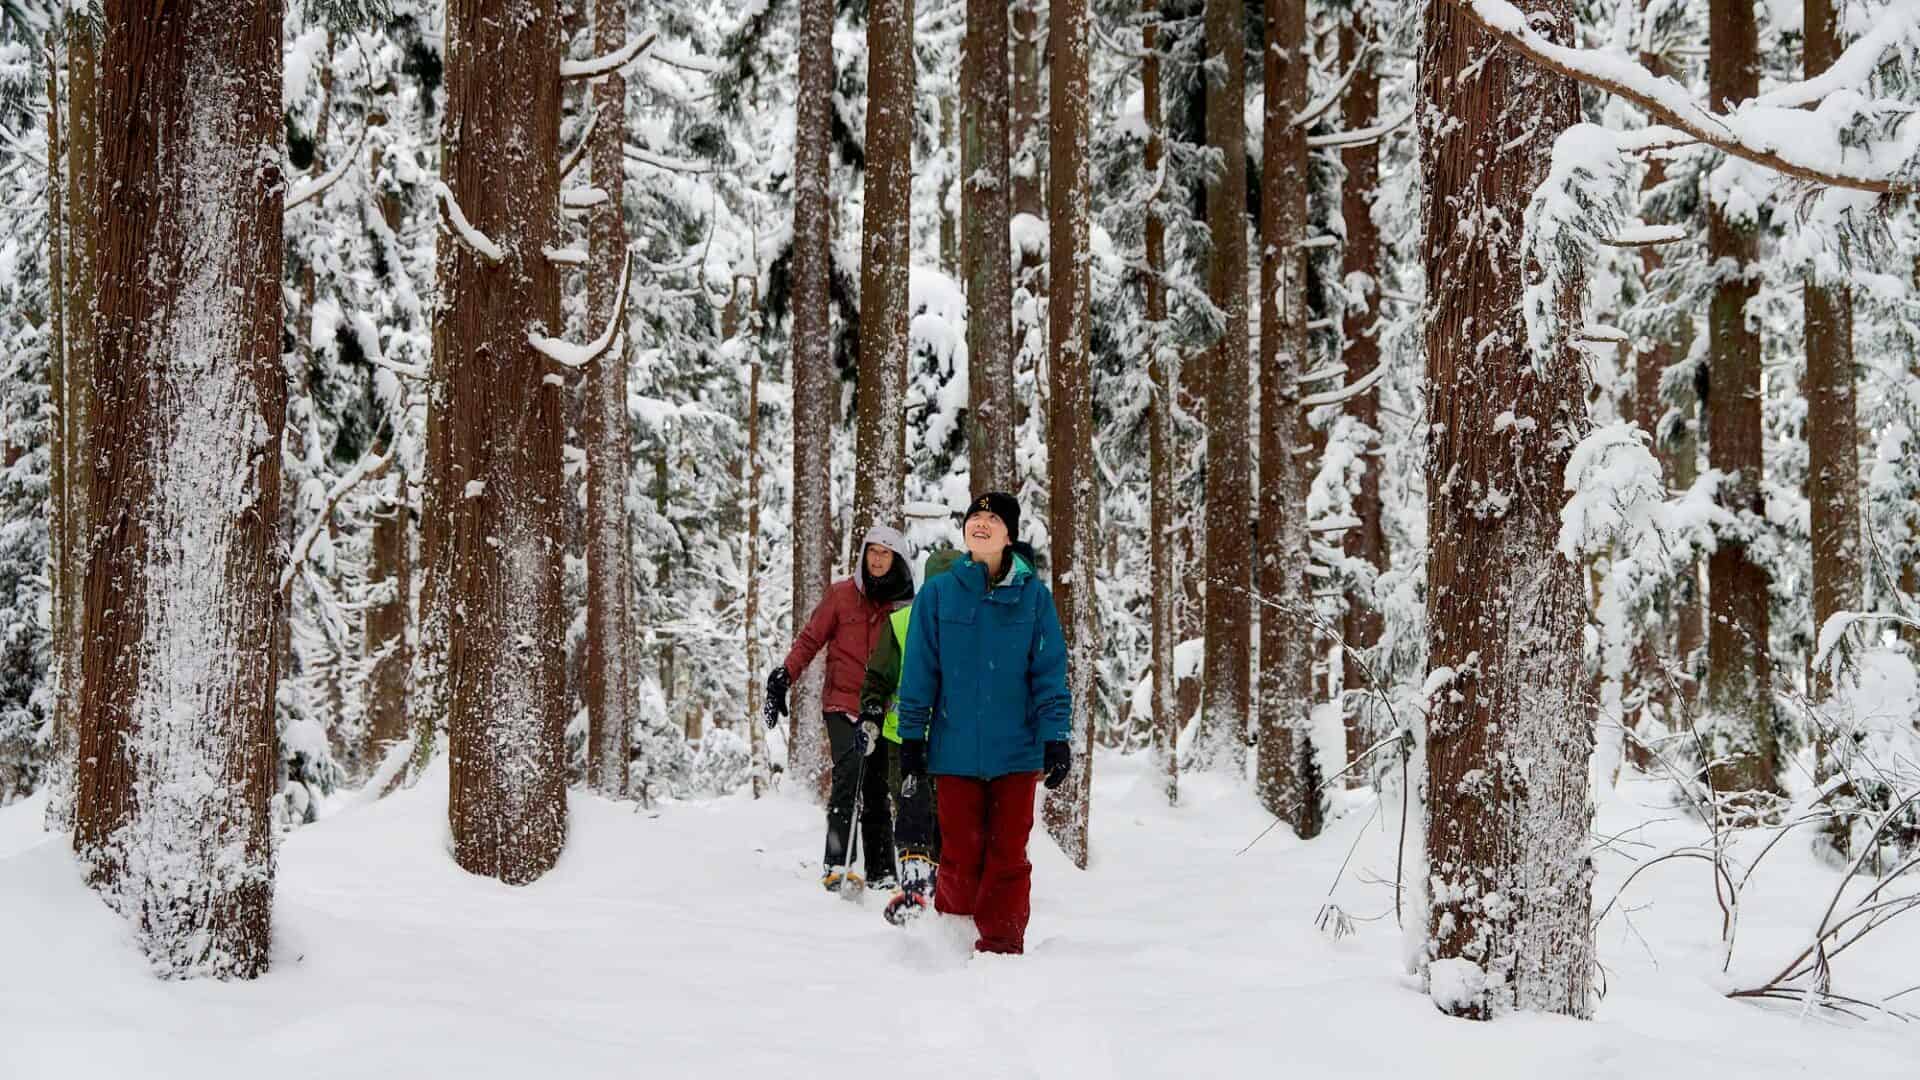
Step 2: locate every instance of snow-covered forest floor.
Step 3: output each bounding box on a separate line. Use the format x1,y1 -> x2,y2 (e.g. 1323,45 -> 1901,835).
2,752 -> 1916,1079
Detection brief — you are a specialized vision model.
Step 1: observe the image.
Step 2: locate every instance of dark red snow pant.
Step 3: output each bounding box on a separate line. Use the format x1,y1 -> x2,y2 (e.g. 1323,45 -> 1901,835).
933,771 -> 1041,954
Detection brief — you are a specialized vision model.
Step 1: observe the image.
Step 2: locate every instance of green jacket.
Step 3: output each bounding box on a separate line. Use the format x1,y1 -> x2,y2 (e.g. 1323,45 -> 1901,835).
860,549 -> 965,743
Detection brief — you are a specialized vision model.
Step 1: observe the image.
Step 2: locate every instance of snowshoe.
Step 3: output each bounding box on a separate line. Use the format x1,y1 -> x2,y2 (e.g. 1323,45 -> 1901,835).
822,866 -> 865,893
883,888 -> 931,926
883,853 -> 936,926
866,874 -> 899,893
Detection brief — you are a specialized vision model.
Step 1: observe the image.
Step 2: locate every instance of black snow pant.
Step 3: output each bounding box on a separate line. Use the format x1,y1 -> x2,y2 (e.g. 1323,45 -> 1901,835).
889,750 -> 940,861
824,712 -> 896,883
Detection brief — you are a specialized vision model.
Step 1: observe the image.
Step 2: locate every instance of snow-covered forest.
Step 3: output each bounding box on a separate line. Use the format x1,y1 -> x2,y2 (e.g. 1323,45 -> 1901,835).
2,0 -> 1920,1073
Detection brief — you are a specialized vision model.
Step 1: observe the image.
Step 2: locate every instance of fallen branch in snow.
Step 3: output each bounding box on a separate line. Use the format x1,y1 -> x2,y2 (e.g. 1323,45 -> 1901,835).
433,181 -> 503,264
280,447 -> 395,601
527,250 -> 632,369
1447,0 -> 1920,195
560,32 -> 659,80
286,126 -> 369,213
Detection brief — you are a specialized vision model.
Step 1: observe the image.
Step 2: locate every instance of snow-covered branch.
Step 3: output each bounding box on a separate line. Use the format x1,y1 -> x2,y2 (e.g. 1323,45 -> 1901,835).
285,127 -> 368,213
559,108 -> 599,181
560,32 -> 659,80
1448,0 -> 1920,195
279,448 -> 396,600
1293,42 -> 1372,129
623,144 -> 730,175
1600,224 -> 1689,248
562,186 -> 609,209
1299,363 -> 1385,409
527,251 -> 632,369
432,181 -> 504,264
1306,111 -> 1410,149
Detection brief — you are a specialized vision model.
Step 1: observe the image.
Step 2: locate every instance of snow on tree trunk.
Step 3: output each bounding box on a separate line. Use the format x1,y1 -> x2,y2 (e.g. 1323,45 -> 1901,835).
584,0 -> 635,798
363,454 -> 410,759
1804,0 -> 1858,704
790,0 -> 836,801
1703,0 -> 1779,800
1143,0 -> 1179,808
42,30 -> 72,834
425,0 -> 569,883
1338,3 -> 1387,781
1256,0 -> 1317,837
72,0 -> 286,978
1419,0 -> 1595,1020
1198,0 -> 1252,774
854,0 -> 914,536
963,0 -> 1015,492
1043,0 -> 1096,870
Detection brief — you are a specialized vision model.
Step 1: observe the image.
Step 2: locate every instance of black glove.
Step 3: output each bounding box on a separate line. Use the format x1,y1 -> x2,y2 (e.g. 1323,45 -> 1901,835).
855,704 -> 886,758
1043,740 -> 1071,791
899,738 -> 928,799
763,666 -> 791,729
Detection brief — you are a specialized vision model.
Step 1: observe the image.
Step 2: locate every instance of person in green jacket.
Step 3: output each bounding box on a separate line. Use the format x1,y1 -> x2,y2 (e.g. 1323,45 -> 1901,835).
859,548 -> 964,923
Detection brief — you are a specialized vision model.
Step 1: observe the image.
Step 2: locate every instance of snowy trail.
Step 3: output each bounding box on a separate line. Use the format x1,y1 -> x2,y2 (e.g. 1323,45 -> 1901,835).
3,754 -> 1917,1079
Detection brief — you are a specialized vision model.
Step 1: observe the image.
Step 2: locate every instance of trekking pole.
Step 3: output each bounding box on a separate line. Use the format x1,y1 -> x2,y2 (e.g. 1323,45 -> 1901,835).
841,734 -> 867,904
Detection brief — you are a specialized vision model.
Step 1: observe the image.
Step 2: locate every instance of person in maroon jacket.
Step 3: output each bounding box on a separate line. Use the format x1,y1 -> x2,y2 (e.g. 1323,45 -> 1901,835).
764,525 -> 915,891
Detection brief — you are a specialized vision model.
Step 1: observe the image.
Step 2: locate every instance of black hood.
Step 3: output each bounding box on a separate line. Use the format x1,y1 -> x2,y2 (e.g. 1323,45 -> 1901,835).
862,557 -> 915,605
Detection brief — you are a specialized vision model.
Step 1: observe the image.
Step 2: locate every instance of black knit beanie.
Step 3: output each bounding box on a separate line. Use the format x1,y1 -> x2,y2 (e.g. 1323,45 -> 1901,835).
965,491 -> 1021,540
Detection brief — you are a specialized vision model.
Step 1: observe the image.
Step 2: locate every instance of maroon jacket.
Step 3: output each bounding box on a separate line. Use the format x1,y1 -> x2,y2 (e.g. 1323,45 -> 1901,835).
783,577 -> 905,716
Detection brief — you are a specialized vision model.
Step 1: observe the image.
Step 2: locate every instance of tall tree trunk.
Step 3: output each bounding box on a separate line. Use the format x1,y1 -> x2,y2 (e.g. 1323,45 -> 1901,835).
425,0 -> 569,883
1043,0 -> 1096,868
363,453 -> 410,758
1704,0 -> 1778,798
1339,3 -> 1386,781
1010,0 -> 1044,220
1804,0 -> 1857,702
854,0 -> 915,535
963,0 -> 1015,490
939,93 -> 960,277
1257,0 -> 1316,835
1199,0 -> 1251,772
1144,0 -> 1179,807
74,0 -> 285,977
584,0 -> 635,797
43,33 -> 72,832
790,0 -> 837,800
1420,0 -> 1594,1020
743,279 -> 768,797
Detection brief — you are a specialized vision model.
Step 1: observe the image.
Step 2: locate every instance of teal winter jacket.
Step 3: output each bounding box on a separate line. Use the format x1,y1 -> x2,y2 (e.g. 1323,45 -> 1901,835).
894,547 -> 1072,778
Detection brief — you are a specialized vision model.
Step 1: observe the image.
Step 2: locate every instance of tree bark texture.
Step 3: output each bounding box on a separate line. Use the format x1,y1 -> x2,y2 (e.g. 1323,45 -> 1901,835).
1704,0 -> 1778,797
1199,0 -> 1252,772
584,0 -> 635,797
1420,0 -> 1595,1020
1043,0 -> 1096,869
426,0 -> 570,883
1803,0 -> 1857,702
853,0 -> 915,537
1339,3 -> 1387,779
363,457 -> 410,757
73,0 -> 285,978
790,0 -> 837,800
1010,0 -> 1044,220
1143,0 -> 1179,807
963,0 -> 1015,491
1257,0 -> 1316,835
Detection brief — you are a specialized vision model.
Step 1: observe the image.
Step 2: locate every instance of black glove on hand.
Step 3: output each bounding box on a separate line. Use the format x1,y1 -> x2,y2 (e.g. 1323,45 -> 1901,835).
1043,740 -> 1072,790
899,738 -> 929,799
763,666 -> 791,729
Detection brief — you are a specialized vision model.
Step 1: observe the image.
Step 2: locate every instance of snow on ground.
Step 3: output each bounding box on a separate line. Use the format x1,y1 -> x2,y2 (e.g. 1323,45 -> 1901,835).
2,753 -> 1917,1079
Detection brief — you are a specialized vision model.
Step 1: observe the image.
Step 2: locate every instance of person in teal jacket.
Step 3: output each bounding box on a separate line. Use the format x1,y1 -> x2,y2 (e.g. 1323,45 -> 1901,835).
895,492 -> 1072,955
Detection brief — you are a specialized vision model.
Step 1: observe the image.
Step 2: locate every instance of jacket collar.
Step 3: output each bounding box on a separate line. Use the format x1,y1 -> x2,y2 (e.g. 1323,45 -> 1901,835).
959,550 -> 1032,601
